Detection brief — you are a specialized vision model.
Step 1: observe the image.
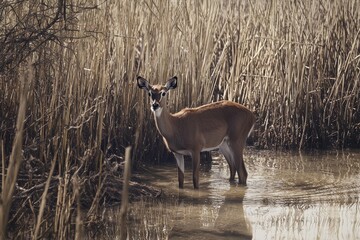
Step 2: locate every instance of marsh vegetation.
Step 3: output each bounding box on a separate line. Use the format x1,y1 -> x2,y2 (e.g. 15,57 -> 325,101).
1,0 -> 359,238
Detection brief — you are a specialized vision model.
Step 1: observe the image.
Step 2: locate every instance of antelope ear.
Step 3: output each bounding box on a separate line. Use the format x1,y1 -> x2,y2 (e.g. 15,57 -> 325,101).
137,76 -> 150,91
165,76 -> 177,90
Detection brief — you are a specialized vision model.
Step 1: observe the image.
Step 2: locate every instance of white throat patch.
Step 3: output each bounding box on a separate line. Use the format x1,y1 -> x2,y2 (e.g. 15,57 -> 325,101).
152,107 -> 163,117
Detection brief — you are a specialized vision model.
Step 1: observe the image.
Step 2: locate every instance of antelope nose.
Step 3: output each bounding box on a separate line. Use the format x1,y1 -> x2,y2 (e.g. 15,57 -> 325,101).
152,102 -> 159,110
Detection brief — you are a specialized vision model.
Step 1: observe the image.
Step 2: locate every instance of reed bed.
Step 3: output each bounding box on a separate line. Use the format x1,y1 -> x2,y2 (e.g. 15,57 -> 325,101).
0,0 -> 359,238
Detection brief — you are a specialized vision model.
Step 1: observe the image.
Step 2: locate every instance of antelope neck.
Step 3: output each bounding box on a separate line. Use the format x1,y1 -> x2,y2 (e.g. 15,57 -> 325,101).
153,104 -> 175,140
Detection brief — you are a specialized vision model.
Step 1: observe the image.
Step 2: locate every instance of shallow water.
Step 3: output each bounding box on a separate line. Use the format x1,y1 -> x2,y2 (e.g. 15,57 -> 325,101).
98,150 -> 360,240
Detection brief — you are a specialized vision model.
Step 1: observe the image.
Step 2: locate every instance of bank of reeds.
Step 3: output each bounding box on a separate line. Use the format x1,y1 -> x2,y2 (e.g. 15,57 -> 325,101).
1,0 -> 359,238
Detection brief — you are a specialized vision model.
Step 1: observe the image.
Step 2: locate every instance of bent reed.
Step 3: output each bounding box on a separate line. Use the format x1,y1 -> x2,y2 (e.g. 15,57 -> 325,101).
0,0 -> 359,238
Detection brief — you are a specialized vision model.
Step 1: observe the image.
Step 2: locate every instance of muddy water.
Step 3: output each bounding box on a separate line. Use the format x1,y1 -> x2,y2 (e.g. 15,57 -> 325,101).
100,150 -> 360,239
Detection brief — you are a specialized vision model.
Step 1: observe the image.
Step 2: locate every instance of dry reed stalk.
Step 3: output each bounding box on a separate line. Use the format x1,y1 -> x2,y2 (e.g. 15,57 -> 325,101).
119,146 -> 132,240
0,66 -> 29,239
54,147 -> 73,239
74,175 -> 82,240
1,140 -> 4,193
33,152 -> 57,239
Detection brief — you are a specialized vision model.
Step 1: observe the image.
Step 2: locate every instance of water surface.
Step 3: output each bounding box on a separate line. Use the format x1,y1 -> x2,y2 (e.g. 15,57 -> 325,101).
99,150 -> 360,239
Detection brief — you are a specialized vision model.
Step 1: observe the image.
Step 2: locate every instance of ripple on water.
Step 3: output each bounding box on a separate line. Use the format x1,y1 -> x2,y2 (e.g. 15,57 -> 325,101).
99,150 -> 360,240
243,150 -> 360,240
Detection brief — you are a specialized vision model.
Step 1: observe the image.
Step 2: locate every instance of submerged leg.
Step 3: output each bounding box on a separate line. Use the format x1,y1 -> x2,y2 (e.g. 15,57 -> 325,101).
174,153 -> 184,188
177,167 -> 184,189
236,153 -> 248,184
192,151 -> 201,189
233,142 -> 247,185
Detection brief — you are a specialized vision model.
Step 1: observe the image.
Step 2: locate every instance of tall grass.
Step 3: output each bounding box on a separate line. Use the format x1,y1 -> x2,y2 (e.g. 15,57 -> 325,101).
0,0 -> 359,238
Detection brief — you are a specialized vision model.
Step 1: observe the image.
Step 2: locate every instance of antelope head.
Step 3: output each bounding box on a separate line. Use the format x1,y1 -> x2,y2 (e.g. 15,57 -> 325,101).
137,76 -> 177,116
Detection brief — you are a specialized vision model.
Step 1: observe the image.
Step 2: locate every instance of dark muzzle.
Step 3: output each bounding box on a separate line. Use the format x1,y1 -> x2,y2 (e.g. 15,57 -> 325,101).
151,102 -> 159,111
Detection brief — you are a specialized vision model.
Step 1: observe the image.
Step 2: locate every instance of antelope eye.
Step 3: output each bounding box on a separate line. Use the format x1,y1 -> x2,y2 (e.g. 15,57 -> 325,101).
161,91 -> 166,97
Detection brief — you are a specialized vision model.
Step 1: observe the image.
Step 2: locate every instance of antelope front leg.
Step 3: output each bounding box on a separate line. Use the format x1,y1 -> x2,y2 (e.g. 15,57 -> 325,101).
192,151 -> 201,189
174,153 -> 184,188
177,167 -> 184,188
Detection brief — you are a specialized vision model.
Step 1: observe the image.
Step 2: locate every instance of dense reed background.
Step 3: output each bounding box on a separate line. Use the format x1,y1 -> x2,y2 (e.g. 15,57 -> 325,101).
1,0 -> 359,238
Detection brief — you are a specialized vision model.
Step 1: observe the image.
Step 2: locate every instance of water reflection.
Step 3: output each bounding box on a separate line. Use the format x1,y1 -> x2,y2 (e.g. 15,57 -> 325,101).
168,183 -> 251,239
122,154 -> 252,240
244,150 -> 360,240
89,150 -> 360,239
